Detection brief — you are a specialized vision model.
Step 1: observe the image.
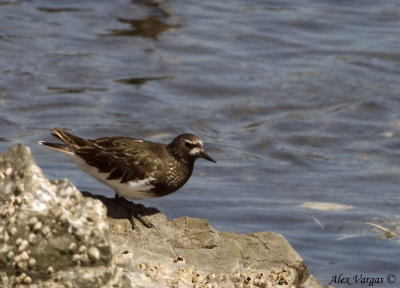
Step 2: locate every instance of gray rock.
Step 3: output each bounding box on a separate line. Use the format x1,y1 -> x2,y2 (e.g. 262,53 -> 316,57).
0,144 -> 323,288
0,145 -> 130,288
106,212 -> 323,288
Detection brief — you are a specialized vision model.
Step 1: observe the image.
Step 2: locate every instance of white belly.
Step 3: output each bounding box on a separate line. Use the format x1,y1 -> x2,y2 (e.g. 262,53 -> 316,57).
68,154 -> 156,200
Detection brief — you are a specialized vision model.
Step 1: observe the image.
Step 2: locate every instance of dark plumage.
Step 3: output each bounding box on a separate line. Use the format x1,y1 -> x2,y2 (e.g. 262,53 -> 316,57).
39,128 -> 216,199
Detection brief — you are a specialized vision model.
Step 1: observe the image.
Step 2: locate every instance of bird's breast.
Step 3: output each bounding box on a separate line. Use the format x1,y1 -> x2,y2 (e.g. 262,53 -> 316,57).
165,159 -> 192,190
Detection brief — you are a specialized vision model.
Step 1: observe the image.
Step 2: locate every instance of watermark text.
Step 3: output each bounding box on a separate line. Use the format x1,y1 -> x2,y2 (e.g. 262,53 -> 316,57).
329,273 -> 396,286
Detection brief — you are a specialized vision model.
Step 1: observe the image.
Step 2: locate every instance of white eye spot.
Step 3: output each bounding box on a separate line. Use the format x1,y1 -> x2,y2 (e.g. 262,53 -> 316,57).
189,147 -> 202,156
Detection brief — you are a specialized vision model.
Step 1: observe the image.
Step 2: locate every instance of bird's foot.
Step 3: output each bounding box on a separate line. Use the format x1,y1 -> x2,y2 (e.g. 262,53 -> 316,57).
116,196 -> 155,229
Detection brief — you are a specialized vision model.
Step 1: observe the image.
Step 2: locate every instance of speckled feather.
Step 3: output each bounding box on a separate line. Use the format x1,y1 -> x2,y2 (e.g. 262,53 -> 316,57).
39,128 -> 215,199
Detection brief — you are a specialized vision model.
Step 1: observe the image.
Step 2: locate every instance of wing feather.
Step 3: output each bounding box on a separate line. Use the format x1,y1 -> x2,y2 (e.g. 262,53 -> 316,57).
75,137 -> 164,184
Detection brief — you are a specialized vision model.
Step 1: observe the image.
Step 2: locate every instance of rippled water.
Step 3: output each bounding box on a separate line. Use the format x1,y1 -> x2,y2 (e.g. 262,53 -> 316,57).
1,0 -> 400,285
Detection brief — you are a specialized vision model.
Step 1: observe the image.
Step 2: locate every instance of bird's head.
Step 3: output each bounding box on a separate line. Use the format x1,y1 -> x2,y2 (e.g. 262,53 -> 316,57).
168,134 -> 216,164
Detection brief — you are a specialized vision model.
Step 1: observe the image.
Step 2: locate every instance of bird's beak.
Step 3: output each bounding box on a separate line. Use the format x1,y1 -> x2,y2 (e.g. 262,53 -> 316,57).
200,151 -> 216,163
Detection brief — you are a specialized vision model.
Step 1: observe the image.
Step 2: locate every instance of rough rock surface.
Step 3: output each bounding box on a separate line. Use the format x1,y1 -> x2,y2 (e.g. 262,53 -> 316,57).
0,144 -> 130,287
101,199 -> 323,288
0,144 -> 323,288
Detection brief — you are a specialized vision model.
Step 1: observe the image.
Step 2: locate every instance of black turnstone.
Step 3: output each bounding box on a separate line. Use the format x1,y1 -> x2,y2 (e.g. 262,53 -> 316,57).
38,128 -> 216,227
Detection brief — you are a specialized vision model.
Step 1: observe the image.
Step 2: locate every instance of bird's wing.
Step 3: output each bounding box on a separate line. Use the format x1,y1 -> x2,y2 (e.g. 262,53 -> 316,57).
75,137 -> 164,183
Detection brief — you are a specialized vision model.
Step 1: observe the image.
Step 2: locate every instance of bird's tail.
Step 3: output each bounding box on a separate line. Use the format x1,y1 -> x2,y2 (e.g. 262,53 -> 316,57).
38,128 -> 88,154
38,141 -> 71,153
51,128 -> 87,146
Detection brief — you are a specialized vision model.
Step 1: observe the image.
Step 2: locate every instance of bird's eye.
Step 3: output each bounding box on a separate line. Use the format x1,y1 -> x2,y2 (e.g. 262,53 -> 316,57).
185,142 -> 197,149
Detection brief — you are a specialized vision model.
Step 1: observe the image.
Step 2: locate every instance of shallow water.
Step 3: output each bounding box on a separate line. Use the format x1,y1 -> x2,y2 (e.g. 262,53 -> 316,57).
1,0 -> 400,285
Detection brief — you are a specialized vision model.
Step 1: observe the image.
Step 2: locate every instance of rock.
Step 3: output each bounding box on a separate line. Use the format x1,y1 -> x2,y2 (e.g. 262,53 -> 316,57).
0,144 -> 323,288
106,209 -> 323,288
0,145 -> 130,288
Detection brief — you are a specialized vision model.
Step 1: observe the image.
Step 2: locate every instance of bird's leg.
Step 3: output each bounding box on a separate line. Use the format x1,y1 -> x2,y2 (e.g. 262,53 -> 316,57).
114,193 -> 155,229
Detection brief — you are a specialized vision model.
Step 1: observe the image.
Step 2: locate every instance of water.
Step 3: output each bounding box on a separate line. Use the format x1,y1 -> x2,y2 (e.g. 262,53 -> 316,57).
1,0 -> 400,286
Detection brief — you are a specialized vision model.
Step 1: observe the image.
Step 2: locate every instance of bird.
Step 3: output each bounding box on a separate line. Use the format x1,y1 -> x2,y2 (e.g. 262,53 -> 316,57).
38,128 -> 216,228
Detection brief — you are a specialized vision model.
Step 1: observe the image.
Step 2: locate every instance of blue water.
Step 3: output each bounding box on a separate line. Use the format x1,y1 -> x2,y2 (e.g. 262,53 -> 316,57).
1,0 -> 400,286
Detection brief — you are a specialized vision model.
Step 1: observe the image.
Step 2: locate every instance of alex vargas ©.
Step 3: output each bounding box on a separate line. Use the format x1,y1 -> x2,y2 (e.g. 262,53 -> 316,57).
329,273 -> 385,286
